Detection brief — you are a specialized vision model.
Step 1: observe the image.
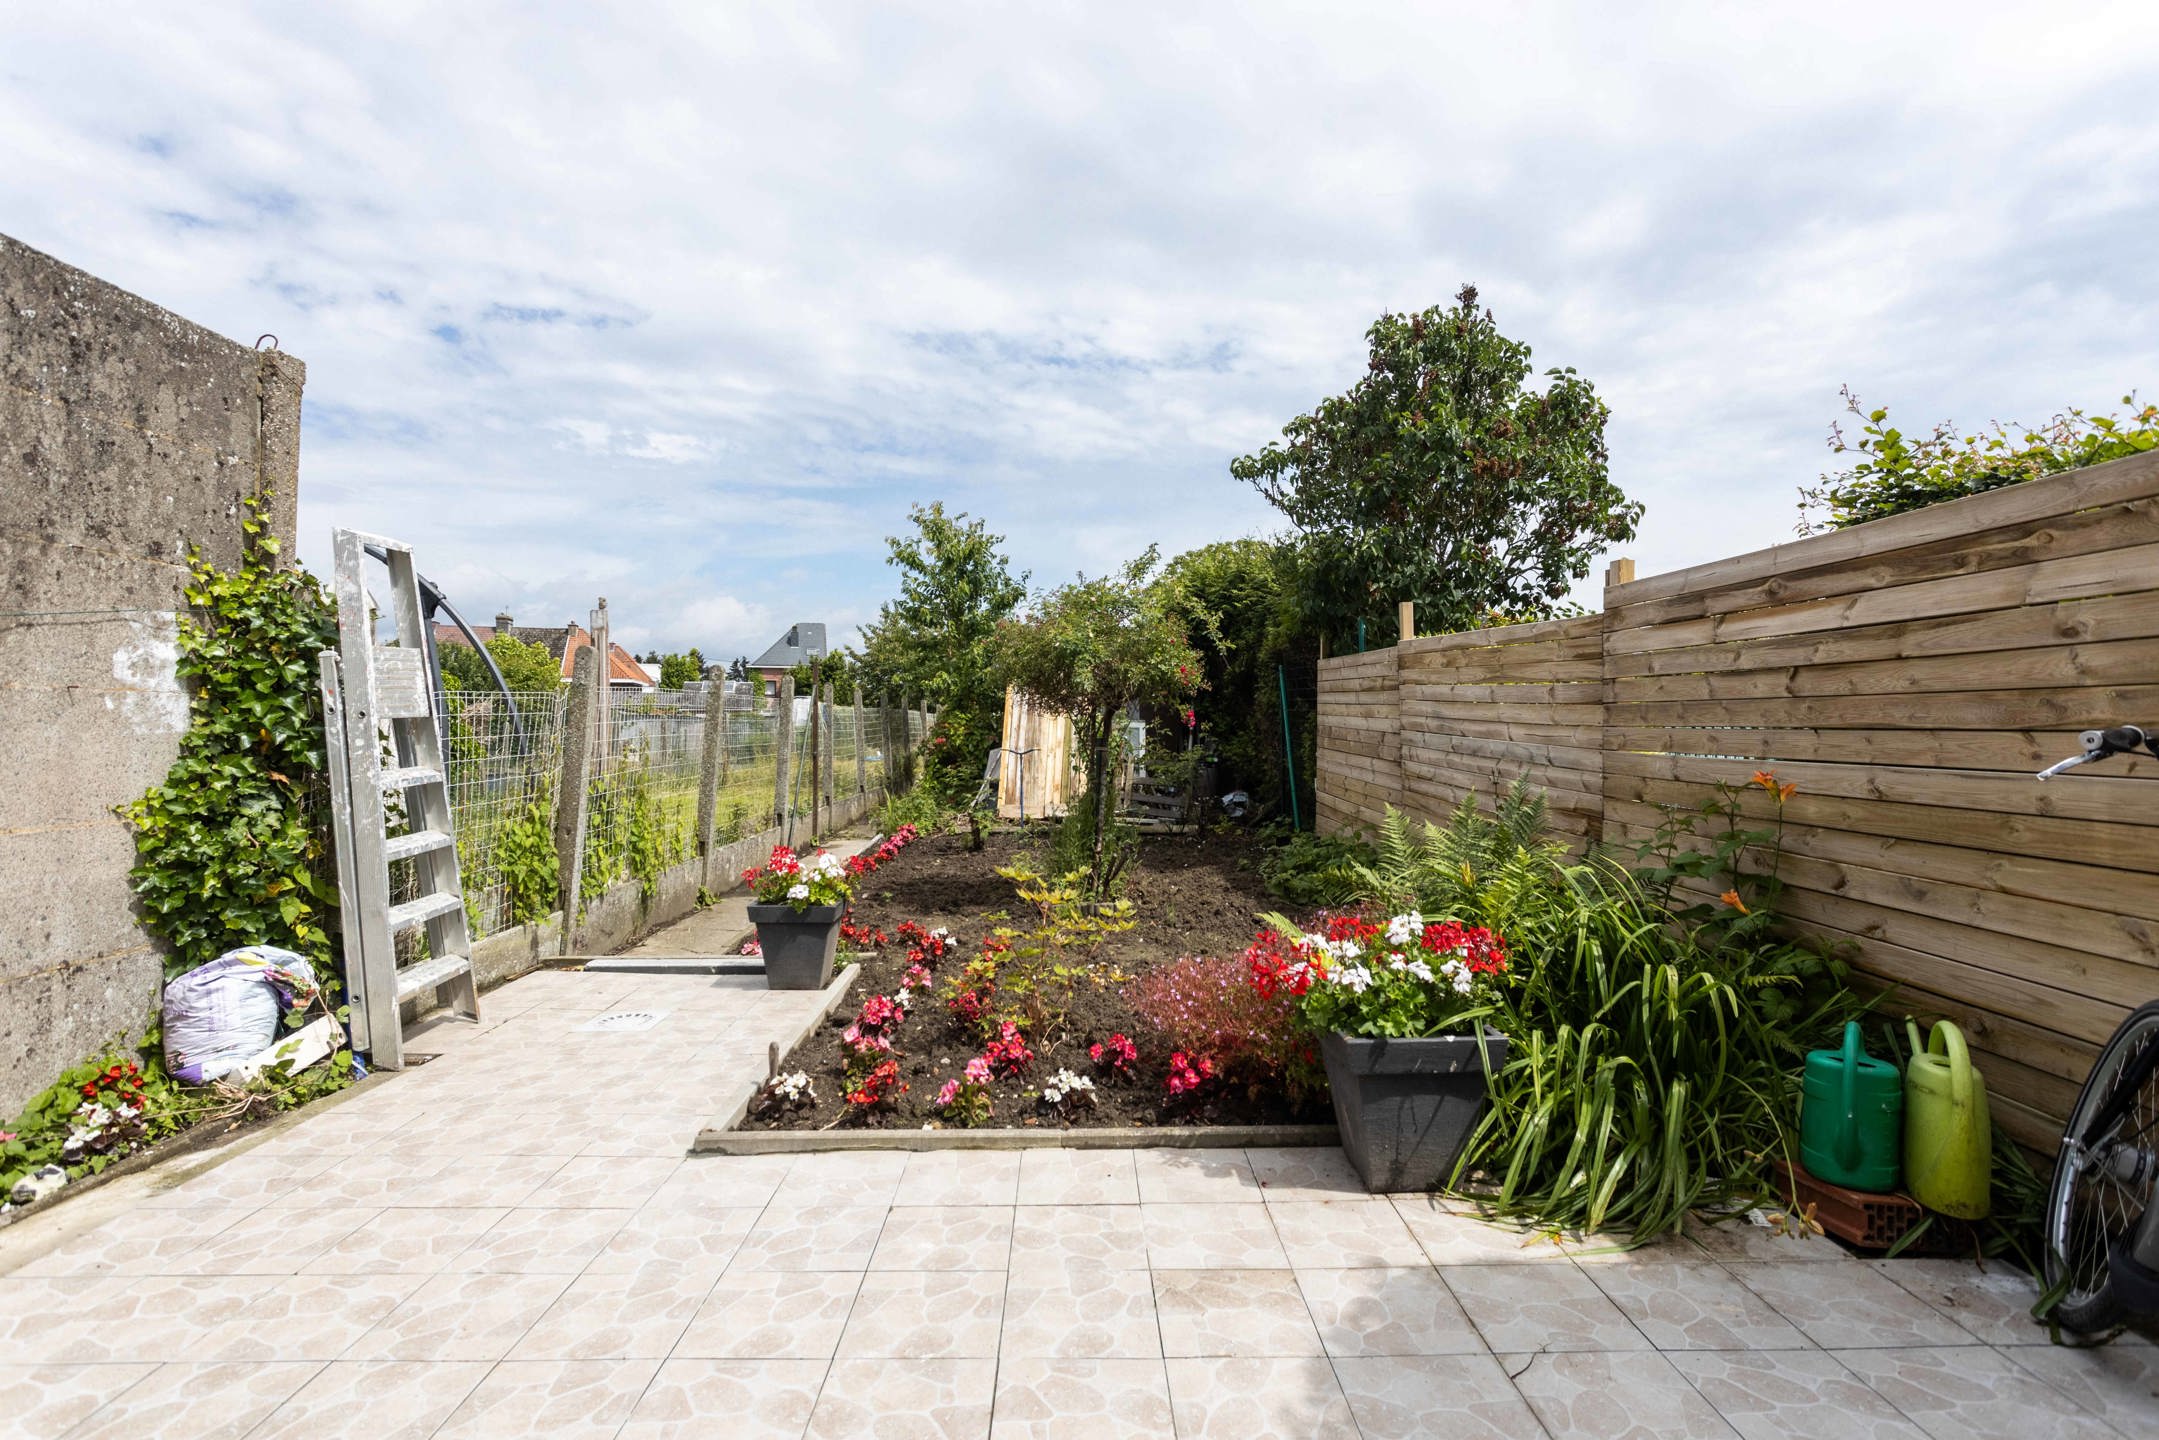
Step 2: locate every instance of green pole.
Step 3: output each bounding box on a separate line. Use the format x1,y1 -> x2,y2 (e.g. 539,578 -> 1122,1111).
1278,664 -> 1301,831
1356,618 -> 1367,653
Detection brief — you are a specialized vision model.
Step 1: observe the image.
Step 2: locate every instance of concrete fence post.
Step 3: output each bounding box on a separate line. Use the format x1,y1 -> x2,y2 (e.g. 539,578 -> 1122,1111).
553,646 -> 599,953
773,674 -> 796,840
822,692 -> 838,816
695,687 -> 725,888
808,676 -> 823,840
853,692 -> 868,796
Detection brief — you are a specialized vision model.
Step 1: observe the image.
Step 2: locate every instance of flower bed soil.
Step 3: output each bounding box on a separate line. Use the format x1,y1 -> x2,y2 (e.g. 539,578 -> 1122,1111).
741,824 -> 1333,1132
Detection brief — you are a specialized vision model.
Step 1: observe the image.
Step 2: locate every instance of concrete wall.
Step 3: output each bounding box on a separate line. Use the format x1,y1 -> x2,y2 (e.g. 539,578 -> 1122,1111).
0,234 -> 304,1115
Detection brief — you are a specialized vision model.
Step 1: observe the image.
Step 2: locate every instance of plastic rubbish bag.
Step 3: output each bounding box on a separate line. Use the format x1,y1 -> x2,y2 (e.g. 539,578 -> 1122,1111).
161,946 -> 320,1084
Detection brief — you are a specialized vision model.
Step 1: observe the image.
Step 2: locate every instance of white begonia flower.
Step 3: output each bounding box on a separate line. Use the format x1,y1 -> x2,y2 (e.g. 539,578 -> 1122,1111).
786,882 -> 811,901
1385,912 -> 1424,946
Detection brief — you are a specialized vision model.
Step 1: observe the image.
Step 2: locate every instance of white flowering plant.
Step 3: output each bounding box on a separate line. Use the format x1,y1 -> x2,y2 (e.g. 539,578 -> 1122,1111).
742,845 -> 854,912
1038,1067 -> 1097,1119
1249,911 -> 1509,1039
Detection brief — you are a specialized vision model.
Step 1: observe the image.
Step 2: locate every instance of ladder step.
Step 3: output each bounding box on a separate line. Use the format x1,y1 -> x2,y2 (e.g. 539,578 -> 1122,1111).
384,828 -> 455,863
387,891 -> 464,934
395,953 -> 473,1003
382,765 -> 444,791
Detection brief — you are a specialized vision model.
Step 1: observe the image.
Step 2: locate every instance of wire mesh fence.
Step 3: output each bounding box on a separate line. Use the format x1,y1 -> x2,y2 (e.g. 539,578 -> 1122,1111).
442,689 -> 567,937
411,682 -> 926,935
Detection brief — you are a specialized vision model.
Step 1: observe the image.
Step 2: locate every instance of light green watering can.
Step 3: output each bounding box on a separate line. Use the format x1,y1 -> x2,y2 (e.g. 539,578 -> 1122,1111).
1903,1019 -> 1991,1219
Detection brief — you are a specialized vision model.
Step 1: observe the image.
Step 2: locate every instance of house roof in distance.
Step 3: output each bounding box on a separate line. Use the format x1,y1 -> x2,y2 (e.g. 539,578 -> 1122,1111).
751,621 -> 827,671
434,615 -> 653,687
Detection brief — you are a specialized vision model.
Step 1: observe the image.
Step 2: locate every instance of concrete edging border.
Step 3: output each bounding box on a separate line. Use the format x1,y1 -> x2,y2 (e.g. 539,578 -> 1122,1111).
691,1123 -> 1343,1155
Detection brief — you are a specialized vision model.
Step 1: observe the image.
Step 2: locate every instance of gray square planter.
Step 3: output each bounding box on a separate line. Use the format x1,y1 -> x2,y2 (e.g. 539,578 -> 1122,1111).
1319,1028 -> 1506,1193
747,903 -> 843,990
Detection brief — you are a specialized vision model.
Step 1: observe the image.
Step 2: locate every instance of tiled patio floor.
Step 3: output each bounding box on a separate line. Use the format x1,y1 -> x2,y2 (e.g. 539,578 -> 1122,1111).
3,965 -> 2155,1438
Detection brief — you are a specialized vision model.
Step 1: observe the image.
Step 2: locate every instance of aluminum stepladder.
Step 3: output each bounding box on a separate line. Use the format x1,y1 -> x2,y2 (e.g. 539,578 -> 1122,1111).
318,528 -> 479,1069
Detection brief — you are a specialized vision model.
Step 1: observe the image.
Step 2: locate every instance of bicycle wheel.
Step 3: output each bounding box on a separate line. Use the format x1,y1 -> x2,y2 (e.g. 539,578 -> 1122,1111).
2044,1000 -> 2159,1332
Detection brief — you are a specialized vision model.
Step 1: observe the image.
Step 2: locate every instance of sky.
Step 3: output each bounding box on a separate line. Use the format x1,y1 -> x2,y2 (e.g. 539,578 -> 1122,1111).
6,2 -> 2157,661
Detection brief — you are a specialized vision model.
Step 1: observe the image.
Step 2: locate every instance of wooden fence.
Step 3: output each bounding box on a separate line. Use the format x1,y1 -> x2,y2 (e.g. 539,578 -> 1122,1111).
1315,451 -> 2159,1152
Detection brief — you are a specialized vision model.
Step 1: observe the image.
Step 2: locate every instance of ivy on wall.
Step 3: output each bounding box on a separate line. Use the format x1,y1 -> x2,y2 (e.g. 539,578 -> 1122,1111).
122,497 -> 342,979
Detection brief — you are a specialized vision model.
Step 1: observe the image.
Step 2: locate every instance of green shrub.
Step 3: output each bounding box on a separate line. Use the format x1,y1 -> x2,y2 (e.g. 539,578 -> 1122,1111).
1353,796 -> 1863,1241
1256,826 -> 1377,908
876,785 -> 945,836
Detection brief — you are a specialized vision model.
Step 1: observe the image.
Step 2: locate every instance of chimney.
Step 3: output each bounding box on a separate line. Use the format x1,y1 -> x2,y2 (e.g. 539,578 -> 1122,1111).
494,611 -> 513,632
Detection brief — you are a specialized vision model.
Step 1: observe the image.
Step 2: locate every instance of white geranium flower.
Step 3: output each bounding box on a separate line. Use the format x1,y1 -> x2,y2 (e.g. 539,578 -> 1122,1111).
1337,963 -> 1375,994
1385,912 -> 1424,946
786,882 -> 810,901
1440,958 -> 1474,995
1404,958 -> 1435,984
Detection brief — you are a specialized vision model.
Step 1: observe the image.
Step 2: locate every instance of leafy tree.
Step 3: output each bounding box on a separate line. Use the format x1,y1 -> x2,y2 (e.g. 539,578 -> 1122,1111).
1233,285 -> 1640,649
1798,387 -> 2158,533
859,502 -> 1028,802
658,648 -> 705,689
992,549 -> 1205,891
440,631 -> 564,692
1163,538 -> 1310,818
726,655 -> 751,682
788,650 -> 857,703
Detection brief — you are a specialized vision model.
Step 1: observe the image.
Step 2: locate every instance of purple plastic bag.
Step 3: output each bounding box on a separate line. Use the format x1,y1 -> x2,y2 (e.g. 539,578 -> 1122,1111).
161,946 -> 319,1084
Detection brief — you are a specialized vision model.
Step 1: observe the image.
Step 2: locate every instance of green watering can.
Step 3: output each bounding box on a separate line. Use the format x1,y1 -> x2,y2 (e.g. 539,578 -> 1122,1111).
1799,1021 -> 1903,1192
1903,1019 -> 1991,1219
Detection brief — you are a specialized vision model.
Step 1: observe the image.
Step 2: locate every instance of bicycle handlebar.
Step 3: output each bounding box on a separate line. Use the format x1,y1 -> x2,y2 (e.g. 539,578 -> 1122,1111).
2036,725 -> 2157,780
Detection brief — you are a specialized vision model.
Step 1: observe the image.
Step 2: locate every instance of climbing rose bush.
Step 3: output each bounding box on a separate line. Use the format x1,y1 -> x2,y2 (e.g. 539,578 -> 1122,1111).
744,845 -> 852,910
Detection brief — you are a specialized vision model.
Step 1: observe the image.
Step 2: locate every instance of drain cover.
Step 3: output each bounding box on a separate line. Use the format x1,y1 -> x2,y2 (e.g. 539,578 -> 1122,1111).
574,1010 -> 668,1033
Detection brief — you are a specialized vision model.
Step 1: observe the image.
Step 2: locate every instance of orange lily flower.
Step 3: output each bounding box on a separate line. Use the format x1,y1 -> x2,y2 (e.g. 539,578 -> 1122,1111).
1750,770 -> 1777,791
1719,889 -> 1750,914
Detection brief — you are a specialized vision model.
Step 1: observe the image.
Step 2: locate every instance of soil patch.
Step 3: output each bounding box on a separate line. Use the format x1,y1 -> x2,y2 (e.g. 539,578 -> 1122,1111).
741,824 -> 1333,1132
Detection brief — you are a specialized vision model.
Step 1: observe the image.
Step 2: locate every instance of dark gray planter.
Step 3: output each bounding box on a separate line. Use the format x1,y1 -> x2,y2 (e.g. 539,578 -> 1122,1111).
747,903 -> 843,990
1319,1028 -> 1506,1193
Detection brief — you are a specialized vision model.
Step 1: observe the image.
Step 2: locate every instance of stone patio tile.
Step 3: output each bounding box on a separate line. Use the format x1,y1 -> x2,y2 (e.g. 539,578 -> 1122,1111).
0,1274 -> 279,1363
59,1361 -> 321,1440
310,1206 -> 509,1274
248,1359 -> 494,1440
1508,1350 -> 1739,1438
991,1358 -> 1175,1439
384,1153 -> 575,1209
1141,1201 -> 1288,1268
169,1204 -> 383,1275
649,1154 -> 795,1208
1245,1147 -> 1377,1202
1162,1356 -> 1360,1439
1685,1212 -> 1856,1263
837,1270 -> 1007,1358
806,1357 -> 998,1439
674,1271 -> 863,1359
1441,1263 -> 1653,1353
526,1154 -> 685,1207
133,1149 -> 337,1209
1554,1227 -> 1712,1266
1009,1202 -> 1150,1270
193,1272 -> 424,1361
573,1110 -> 709,1157
1294,1267 -> 1484,1357
265,1156 -> 457,1209
445,1205 -> 635,1274
729,1203 -> 890,1272
1133,1147 -> 1265,1203
1669,1350 -> 1930,1440
0,1363 -> 159,1440
585,1202 -> 762,1277
9,1204 -> 264,1277
895,1149 -> 1024,1207
1017,1148 -> 1140,1206
616,1358 -> 829,1439
1153,1268 -> 1325,1357
1870,1258 -> 2050,1346
1587,1262 -> 1811,1351
1725,1262 -> 1975,1350
771,1149 -> 909,1207
1001,1264 -> 1162,1359
2002,1341 -> 2159,1430
341,1270 -> 574,1362
431,1358 -> 659,1439
1391,1195 -> 1574,1264
1268,1200 -> 1427,1268
1832,1346 -> 2123,1440
507,1266 -> 717,1359
869,1205 -> 1016,1270
1332,1353 -> 1547,1439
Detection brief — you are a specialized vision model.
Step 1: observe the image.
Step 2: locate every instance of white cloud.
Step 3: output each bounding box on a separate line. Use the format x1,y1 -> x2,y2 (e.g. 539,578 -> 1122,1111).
2,1 -> 2156,648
